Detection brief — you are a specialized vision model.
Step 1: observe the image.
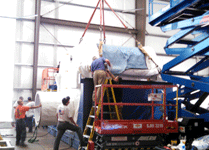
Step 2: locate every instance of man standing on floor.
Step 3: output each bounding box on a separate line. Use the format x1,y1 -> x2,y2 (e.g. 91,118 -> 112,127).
12,96 -> 24,127
15,99 -> 41,147
53,97 -> 86,150
91,56 -> 111,103
25,97 -> 35,133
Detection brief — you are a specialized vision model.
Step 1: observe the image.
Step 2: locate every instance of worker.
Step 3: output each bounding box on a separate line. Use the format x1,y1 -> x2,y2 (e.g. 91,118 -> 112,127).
12,96 -> 24,128
25,97 -> 35,133
53,96 -> 86,150
15,99 -> 41,147
91,56 -> 111,103
13,96 -> 24,109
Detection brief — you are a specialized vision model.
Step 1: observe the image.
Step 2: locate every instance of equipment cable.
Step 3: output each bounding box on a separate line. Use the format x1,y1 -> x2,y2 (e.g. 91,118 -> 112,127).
28,126 -> 39,143
41,23 -> 69,51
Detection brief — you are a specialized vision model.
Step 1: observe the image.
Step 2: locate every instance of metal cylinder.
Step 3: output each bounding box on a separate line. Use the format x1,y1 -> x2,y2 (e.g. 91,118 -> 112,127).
34,90 -> 80,126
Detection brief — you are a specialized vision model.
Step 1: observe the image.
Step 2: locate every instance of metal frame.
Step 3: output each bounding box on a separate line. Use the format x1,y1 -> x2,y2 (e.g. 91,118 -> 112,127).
135,0 -> 146,46
149,0 -> 209,118
149,0 -> 203,26
94,84 -> 178,135
32,0 -> 41,101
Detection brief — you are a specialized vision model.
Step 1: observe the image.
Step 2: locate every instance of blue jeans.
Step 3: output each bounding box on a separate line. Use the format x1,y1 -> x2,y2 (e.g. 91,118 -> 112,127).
25,116 -> 33,132
53,121 -> 84,150
16,119 -> 26,144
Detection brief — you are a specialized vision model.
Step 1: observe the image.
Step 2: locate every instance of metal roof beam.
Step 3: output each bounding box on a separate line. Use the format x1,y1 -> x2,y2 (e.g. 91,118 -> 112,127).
40,17 -> 138,34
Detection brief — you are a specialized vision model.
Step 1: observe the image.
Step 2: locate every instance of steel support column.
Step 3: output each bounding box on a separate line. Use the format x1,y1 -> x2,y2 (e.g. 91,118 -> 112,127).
32,0 -> 41,101
135,0 -> 146,46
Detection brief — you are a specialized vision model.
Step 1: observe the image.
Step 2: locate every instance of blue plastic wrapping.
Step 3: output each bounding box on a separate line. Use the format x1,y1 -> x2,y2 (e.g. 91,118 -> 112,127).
102,44 -> 147,74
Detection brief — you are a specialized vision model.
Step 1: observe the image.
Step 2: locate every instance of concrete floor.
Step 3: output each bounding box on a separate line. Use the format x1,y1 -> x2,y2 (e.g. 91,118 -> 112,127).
0,122 -> 76,150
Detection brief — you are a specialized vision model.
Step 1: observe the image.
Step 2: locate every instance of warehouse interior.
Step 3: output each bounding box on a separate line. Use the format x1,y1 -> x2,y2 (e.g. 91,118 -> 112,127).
1,0 -> 209,150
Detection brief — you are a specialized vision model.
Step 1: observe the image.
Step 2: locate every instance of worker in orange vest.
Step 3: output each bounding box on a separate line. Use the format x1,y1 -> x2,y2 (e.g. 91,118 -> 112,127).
15,99 -> 41,147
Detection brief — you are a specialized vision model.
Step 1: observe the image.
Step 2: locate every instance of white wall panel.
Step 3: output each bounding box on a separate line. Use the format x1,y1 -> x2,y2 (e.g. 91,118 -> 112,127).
145,36 -> 167,54
58,5 -> 135,28
21,44 -> 34,64
38,45 -> 55,66
41,1 -> 56,17
39,25 -> 56,43
58,5 -> 92,23
57,26 -> 84,45
16,21 -> 34,41
13,66 -> 21,87
41,0 -> 135,28
0,1 -> 16,121
60,0 -> 134,10
23,0 -> 35,16
64,0 -> 105,7
158,56 -> 174,66
105,31 -> 135,47
56,26 -> 135,47
56,47 -> 72,65
124,0 -> 135,10
20,67 -> 33,88
145,35 -> 189,54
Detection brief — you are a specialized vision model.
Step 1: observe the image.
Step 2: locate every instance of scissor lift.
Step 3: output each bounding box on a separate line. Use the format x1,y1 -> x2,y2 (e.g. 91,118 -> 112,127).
149,0 -> 209,128
85,83 -> 178,150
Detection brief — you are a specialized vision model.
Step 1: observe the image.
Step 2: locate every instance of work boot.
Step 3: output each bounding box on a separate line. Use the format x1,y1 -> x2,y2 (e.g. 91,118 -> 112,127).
15,141 -> 20,146
20,142 -> 27,147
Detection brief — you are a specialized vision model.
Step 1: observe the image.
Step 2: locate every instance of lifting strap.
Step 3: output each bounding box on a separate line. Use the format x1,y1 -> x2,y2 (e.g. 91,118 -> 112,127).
138,42 -> 161,72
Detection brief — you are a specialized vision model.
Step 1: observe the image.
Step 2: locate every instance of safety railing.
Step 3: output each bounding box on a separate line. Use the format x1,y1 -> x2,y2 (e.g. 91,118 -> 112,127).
41,68 -> 58,91
94,84 -> 179,134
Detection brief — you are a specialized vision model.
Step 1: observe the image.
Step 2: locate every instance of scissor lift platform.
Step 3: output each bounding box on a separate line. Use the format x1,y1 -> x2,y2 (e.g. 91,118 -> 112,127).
149,0 -> 209,27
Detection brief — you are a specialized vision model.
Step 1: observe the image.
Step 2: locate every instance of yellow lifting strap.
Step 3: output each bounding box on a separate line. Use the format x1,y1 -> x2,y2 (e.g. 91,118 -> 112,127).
138,42 -> 159,70
83,78 -> 121,150
98,41 -> 103,57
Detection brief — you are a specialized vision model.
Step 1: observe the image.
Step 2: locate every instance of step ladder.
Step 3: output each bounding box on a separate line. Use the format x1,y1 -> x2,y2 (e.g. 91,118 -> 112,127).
83,78 -> 121,150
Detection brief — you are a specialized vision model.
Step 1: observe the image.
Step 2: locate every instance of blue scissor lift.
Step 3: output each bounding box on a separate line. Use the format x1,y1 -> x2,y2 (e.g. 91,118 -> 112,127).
149,0 -> 209,128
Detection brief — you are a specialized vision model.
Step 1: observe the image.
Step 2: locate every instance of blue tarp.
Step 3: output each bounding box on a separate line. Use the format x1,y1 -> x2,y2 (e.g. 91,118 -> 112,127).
102,44 -> 147,74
